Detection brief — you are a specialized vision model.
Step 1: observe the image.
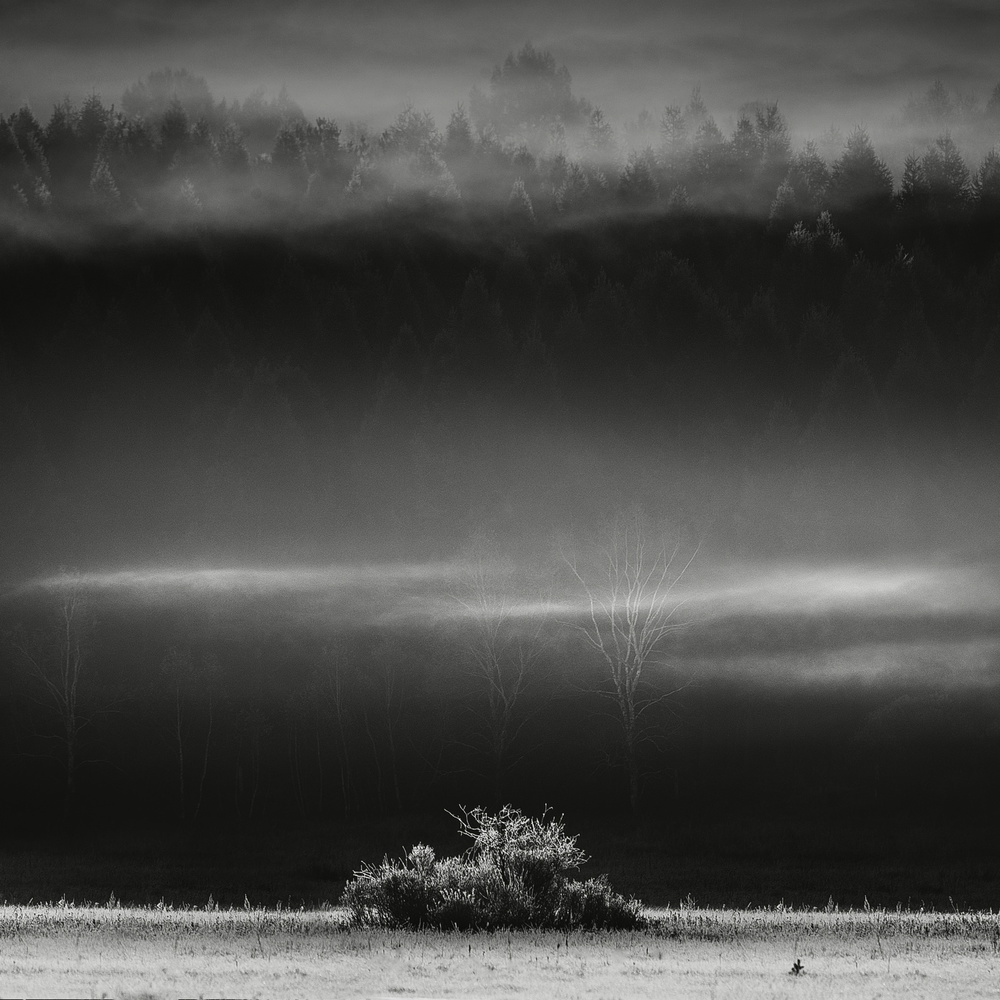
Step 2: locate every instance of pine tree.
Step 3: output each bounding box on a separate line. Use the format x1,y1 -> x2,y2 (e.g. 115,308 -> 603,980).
43,100 -> 82,200
89,154 -> 120,208
973,147 -> 1000,214
270,125 -> 307,199
786,140 -> 830,216
507,177 -> 535,224
77,93 -> 109,156
768,178 -> 798,232
728,114 -> 762,200
987,82 -> 1000,121
659,105 -> 688,165
444,105 -> 474,163
0,119 -> 29,202
666,184 -> 691,212
921,133 -> 970,214
474,43 -> 589,146
754,104 -> 791,192
827,127 -> 893,213
618,148 -> 658,205
685,86 -> 709,128
585,107 -> 616,164
159,97 -> 190,170
897,153 -> 929,214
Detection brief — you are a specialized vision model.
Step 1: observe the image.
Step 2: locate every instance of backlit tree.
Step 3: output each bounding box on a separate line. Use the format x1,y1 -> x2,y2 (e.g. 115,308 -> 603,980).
563,513 -> 698,814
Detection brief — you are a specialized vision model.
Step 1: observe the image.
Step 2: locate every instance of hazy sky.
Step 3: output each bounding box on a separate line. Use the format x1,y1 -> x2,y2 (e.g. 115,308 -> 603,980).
3,1 -> 999,133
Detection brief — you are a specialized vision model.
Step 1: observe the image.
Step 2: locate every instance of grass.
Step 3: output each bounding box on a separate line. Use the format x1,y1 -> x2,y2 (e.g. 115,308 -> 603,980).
0,900 -> 996,999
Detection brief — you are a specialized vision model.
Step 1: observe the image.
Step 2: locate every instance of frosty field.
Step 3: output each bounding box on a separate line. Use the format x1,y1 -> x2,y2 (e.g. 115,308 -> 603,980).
0,903 -> 997,999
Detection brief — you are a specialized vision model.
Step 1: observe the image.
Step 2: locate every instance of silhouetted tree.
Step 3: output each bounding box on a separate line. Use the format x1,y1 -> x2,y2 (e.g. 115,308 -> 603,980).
453,537 -> 548,806
101,112 -> 158,202
826,127 -> 893,215
89,154 -> 120,209
160,644 -> 221,822
585,108 -> 617,165
618,148 -> 659,205
785,140 -> 830,217
904,80 -> 955,126
216,121 -> 251,188
159,97 -> 190,170
659,104 -> 689,174
6,580 -> 98,820
317,640 -> 355,817
563,512 -> 697,814
444,104 -> 474,162
270,125 -> 307,199
752,103 -> 791,209
122,68 -> 218,128
897,153 -> 930,215
921,133 -> 970,215
507,176 -> 535,224
77,93 -> 109,158
471,43 -> 590,147
0,119 -> 29,207
768,178 -> 797,232
972,147 -> 1000,214
986,82 -> 1000,121
42,99 -> 82,200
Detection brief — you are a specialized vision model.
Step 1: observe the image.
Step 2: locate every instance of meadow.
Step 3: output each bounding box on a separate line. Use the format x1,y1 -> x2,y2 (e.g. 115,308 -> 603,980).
0,901 -> 997,999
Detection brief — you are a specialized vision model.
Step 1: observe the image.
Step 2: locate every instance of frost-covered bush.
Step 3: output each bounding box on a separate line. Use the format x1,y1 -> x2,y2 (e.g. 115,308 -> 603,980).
341,805 -> 645,930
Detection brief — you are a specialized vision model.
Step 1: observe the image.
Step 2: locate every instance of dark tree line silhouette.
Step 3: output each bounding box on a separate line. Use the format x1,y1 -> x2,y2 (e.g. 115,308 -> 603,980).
2,56 -> 1000,224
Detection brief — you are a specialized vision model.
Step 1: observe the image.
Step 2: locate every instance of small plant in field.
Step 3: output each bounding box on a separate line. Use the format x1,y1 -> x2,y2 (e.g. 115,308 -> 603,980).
789,958 -> 804,975
341,804 -> 645,930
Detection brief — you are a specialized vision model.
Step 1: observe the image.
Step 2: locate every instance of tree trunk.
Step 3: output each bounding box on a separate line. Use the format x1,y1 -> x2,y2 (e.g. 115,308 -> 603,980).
175,684 -> 185,822
385,713 -> 403,814
493,753 -> 504,811
315,720 -> 324,816
363,707 -> 384,814
627,748 -> 640,815
194,695 -> 212,821
64,716 -> 76,822
336,711 -> 352,817
622,699 -> 641,815
290,726 -> 306,819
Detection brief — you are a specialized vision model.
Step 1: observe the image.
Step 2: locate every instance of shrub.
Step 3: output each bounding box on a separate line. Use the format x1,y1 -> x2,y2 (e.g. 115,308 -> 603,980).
340,804 -> 645,930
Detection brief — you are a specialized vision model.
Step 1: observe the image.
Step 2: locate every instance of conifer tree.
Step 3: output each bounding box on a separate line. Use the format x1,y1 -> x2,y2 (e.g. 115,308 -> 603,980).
921,133 -> 970,214
827,127 -> 893,214
973,147 -> 1000,214
898,153 -> 930,214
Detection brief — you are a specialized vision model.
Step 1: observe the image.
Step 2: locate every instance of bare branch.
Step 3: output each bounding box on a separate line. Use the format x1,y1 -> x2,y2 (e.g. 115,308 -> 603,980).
561,513 -> 700,813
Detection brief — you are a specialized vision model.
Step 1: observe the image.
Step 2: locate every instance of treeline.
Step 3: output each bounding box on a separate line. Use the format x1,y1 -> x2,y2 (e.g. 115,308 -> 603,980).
3,56 -> 1000,223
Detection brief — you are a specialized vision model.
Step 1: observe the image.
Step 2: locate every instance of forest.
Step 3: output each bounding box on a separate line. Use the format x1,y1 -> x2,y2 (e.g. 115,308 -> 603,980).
0,50 -> 998,877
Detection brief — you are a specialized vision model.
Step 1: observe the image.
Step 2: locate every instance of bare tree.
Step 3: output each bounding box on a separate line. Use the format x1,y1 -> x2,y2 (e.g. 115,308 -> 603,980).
562,513 -> 699,814
453,540 -> 548,806
6,578 -> 97,820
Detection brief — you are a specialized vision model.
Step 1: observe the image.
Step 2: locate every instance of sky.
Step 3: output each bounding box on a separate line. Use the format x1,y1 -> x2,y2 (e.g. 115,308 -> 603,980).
2,0 -> 1000,135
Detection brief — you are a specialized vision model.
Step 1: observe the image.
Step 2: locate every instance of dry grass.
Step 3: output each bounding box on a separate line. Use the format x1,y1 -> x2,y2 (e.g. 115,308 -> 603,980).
0,900 -> 996,999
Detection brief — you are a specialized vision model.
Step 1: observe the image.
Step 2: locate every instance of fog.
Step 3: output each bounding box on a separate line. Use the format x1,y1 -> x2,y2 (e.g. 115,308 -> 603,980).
3,0 -> 998,136
11,550 -> 999,687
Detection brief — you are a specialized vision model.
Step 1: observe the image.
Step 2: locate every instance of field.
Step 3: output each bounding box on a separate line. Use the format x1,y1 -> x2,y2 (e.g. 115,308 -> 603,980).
0,903 -> 997,999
